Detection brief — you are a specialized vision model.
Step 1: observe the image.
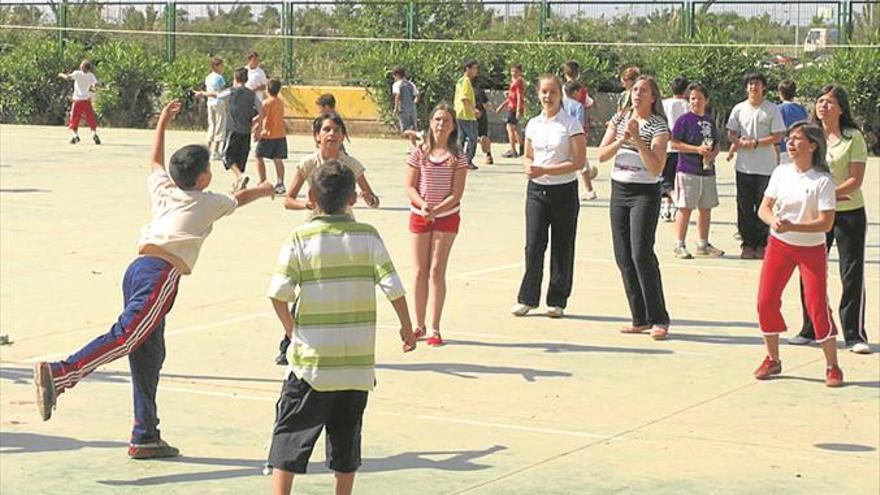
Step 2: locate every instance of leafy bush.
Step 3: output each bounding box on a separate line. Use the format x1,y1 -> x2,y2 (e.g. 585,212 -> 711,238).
91,40 -> 164,128
343,41 -> 611,127
0,37 -> 85,125
798,48 -> 880,153
646,28 -> 765,136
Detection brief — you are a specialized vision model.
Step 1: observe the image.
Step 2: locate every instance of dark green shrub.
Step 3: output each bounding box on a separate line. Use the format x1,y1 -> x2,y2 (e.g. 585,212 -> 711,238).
91,40 -> 164,128
0,37 -> 85,124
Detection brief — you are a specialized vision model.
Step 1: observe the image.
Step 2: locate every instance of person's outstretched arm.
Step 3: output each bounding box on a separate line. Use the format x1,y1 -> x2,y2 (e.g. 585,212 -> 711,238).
150,100 -> 182,172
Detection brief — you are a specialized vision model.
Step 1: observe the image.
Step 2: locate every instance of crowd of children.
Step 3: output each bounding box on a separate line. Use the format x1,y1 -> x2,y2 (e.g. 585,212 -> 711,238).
43,54 -> 873,494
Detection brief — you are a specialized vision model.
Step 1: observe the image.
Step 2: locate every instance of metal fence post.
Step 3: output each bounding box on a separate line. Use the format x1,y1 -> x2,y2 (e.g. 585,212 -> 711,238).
164,2 -> 176,63
406,1 -> 415,39
539,0 -> 549,39
283,1 -> 294,83
57,0 -> 68,53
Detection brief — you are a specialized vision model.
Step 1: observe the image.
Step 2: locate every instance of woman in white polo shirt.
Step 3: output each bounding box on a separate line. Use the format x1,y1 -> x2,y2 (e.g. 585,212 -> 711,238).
754,122 -> 842,387
511,75 -> 586,318
597,75 -> 671,340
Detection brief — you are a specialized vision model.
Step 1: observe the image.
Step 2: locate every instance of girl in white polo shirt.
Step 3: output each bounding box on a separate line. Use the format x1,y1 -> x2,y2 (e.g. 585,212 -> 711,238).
511,75 -> 586,318
754,122 -> 842,387
597,75 -> 671,340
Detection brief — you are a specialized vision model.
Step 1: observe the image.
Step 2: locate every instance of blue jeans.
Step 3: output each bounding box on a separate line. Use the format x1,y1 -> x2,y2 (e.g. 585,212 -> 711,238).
458,119 -> 478,165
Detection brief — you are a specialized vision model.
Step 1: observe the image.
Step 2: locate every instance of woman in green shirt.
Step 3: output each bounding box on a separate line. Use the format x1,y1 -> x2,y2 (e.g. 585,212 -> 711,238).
791,85 -> 871,354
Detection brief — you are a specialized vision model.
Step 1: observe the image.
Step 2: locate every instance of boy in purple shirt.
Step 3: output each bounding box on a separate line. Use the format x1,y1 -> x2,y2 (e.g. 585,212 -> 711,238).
670,82 -> 723,259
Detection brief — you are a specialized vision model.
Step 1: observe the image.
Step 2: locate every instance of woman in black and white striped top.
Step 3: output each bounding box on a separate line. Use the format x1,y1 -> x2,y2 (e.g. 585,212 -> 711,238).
597,75 -> 672,340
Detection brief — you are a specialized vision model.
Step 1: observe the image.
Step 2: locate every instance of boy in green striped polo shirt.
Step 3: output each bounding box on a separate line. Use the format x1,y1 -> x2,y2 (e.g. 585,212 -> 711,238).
266,162 -> 417,495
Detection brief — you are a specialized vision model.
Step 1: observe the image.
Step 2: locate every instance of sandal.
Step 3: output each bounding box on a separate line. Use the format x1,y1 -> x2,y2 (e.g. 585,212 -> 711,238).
650,325 -> 669,341
413,327 -> 427,339
620,324 -> 650,334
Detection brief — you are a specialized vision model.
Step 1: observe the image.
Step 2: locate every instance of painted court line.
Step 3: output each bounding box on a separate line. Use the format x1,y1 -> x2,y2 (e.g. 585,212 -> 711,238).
164,311 -> 274,337
100,381 -> 615,440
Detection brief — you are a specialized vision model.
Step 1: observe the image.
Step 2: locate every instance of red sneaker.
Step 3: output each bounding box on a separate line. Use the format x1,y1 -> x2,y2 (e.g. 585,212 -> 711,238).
825,365 -> 844,388
753,356 -> 782,380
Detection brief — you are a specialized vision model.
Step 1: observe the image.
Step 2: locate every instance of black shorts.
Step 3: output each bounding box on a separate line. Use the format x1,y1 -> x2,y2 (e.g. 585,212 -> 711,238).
256,137 -> 288,159
505,109 -> 519,126
477,113 -> 489,137
223,132 -> 251,171
661,152 -> 678,196
268,372 -> 368,474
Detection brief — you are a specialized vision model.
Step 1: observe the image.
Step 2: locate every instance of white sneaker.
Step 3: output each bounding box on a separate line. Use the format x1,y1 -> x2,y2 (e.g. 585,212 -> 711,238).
580,190 -> 598,202
849,342 -> 871,354
788,335 -> 813,345
510,303 -> 535,317
546,306 -> 564,318
673,246 -> 693,259
211,151 -> 222,161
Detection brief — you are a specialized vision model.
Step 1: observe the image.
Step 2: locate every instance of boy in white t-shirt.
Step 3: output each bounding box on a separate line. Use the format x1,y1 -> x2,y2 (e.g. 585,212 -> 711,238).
246,51 -> 268,102
726,71 -> 786,260
32,101 -> 275,459
57,60 -> 102,145
754,122 -> 842,387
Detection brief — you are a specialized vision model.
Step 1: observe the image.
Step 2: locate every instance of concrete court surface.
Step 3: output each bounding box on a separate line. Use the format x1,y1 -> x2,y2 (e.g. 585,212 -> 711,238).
1,124 -> 878,495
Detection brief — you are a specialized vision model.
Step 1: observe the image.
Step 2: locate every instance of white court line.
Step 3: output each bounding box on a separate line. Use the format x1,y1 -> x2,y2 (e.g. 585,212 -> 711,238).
98,381 -> 613,440
449,262 -> 523,280
375,326 -> 711,357
164,312 -> 274,337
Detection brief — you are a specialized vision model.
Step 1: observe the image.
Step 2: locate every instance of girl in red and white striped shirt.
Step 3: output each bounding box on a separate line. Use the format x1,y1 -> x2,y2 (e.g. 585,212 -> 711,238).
405,103 -> 469,346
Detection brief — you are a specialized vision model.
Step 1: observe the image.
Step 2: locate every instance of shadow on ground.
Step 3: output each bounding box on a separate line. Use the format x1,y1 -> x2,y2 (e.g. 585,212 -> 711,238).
96,445 -> 507,486
0,431 -> 126,453
443,339 -> 673,355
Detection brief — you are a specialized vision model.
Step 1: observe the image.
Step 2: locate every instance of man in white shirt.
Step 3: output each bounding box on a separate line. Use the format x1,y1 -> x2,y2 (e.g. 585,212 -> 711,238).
726,71 -> 786,259
57,60 -> 102,145
245,51 -> 268,102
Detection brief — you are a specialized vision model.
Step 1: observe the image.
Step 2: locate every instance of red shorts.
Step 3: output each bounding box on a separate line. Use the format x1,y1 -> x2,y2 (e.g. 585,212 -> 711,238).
409,211 -> 460,234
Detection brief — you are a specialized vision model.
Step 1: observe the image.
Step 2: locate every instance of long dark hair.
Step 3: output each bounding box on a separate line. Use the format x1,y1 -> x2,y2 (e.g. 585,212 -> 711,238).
812,85 -> 861,139
787,121 -> 830,174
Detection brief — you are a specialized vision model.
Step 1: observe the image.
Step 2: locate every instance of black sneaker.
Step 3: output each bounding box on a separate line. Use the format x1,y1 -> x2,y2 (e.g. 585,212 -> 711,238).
467,163 -> 479,170
69,135 -> 81,144
33,362 -> 56,421
92,134 -> 102,145
128,439 -> 180,460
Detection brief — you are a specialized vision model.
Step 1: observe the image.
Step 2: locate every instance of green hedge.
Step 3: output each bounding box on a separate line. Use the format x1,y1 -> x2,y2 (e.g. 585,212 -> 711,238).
0,35 -> 877,153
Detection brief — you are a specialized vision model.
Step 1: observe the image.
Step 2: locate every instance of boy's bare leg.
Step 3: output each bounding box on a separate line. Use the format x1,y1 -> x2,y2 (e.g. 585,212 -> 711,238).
335,472 -> 355,495
580,170 -> 594,192
675,207 -> 692,244
273,158 -> 285,186
506,124 -> 517,154
256,157 -> 268,183
479,136 -> 491,154
697,208 -> 711,242
272,468 -> 294,495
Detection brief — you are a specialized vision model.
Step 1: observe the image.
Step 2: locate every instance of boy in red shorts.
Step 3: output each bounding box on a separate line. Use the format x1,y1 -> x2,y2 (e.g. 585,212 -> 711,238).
58,60 -> 102,145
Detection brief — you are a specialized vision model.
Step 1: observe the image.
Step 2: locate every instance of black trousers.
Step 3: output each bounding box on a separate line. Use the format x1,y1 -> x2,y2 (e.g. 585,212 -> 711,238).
799,207 -> 868,344
736,171 -> 771,249
517,180 -> 579,308
610,180 -> 670,327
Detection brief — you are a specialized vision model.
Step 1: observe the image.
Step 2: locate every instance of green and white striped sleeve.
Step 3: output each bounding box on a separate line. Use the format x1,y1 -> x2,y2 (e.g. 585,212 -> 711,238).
267,234 -> 301,302
371,232 -> 405,301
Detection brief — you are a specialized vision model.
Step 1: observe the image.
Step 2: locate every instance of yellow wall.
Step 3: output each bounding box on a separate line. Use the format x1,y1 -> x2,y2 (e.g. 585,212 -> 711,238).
279,85 -> 380,120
